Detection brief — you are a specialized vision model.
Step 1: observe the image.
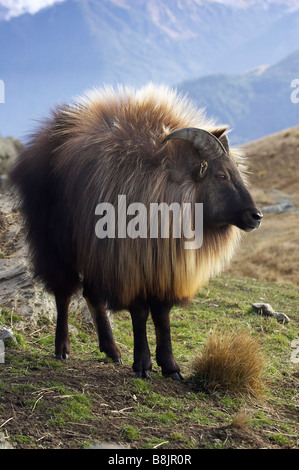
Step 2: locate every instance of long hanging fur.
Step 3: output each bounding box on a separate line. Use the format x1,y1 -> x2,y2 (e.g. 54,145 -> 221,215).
10,83 -> 246,309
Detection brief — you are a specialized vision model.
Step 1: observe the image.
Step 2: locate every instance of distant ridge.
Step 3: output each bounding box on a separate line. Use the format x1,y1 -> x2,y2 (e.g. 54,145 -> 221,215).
178,50 -> 299,145
0,0 -> 298,139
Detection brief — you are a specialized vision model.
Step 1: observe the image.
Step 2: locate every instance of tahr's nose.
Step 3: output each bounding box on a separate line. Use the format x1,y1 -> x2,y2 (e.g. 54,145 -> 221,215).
242,209 -> 263,231
251,211 -> 263,221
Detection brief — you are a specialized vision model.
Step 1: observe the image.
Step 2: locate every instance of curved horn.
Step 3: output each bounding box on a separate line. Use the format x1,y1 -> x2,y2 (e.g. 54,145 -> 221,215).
162,127 -> 227,157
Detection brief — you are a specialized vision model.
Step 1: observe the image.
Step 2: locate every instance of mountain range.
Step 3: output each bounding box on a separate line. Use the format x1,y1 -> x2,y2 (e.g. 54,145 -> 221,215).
178,49 -> 299,144
0,0 -> 298,141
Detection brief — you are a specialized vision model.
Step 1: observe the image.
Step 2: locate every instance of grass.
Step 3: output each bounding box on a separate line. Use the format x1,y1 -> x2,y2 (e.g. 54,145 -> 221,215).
120,424 -> 140,441
0,307 -> 23,326
190,330 -> 265,395
45,392 -> 93,427
0,274 -> 298,449
11,435 -> 35,446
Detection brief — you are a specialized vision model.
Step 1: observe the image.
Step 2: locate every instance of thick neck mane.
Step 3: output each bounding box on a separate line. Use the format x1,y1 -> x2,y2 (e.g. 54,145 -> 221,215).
51,84 -> 245,307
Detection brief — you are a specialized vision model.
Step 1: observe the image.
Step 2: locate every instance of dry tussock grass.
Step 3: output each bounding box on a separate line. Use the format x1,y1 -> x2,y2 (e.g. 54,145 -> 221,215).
191,330 -> 266,396
230,410 -> 250,429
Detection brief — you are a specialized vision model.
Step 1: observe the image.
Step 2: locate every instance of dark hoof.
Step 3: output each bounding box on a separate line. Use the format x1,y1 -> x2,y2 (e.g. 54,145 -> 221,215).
135,370 -> 151,379
168,372 -> 184,381
113,358 -> 123,364
55,353 -> 69,360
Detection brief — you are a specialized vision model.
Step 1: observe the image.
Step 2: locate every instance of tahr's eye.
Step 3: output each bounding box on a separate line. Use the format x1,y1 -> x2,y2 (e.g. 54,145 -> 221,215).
216,174 -> 227,182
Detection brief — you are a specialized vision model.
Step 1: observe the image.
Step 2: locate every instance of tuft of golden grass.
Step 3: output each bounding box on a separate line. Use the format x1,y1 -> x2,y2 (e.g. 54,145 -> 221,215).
191,330 -> 266,396
230,410 -> 250,429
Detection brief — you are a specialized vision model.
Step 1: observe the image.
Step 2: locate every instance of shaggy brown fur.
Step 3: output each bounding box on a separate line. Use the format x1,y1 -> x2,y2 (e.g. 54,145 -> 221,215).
50,85 -> 244,306
9,83 -> 261,378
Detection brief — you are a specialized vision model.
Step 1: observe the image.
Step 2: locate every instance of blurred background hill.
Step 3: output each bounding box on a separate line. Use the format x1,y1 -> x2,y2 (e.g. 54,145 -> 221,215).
178,50 -> 299,144
228,125 -> 299,286
0,0 -> 298,143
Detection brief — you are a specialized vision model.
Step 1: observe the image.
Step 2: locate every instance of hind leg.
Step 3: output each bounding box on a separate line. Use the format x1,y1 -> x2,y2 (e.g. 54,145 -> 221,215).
129,301 -> 152,378
55,292 -> 72,359
83,286 -> 122,363
53,274 -> 80,359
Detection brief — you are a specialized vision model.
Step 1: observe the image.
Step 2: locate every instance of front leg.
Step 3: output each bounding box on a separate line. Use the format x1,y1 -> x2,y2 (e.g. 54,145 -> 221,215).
129,302 -> 152,378
149,298 -> 183,380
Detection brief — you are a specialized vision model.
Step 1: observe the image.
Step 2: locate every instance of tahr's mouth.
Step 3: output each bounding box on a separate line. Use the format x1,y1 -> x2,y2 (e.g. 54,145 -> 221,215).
241,219 -> 262,232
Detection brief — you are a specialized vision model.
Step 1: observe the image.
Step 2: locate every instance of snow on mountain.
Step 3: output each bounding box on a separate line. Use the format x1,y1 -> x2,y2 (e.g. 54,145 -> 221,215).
0,0 -> 67,21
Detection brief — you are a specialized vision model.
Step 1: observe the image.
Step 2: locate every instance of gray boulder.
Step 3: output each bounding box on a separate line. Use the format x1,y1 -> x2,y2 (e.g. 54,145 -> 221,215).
0,136 -> 23,175
0,432 -> 14,449
252,303 -> 290,324
0,193 -> 91,326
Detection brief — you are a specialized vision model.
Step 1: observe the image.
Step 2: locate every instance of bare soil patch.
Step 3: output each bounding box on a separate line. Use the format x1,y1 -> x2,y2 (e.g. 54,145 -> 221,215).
1,347 -> 298,450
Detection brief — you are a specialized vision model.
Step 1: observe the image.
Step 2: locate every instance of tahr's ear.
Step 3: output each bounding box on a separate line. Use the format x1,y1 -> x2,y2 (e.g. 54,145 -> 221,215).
199,160 -> 208,178
192,160 -> 208,182
211,128 -> 230,154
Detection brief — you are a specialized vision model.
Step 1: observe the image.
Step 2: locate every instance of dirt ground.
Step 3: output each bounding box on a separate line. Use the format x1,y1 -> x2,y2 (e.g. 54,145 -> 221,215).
1,348 -> 298,450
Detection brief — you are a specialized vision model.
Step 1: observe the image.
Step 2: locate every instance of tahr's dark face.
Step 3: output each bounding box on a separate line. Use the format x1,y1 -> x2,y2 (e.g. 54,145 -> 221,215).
197,154 -> 263,232
163,126 -> 263,233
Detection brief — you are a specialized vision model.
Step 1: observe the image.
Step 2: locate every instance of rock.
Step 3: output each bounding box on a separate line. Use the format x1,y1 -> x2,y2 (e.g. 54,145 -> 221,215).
274,312 -> 291,324
0,136 -> 23,175
0,236 -> 58,324
0,174 -> 8,192
0,432 -> 14,449
0,193 -> 91,326
69,324 -> 79,336
290,340 -> 299,364
261,202 -> 295,214
252,303 -> 290,324
0,338 -> 4,364
0,325 -> 15,342
0,210 -> 6,230
252,303 -> 275,316
290,350 -> 299,364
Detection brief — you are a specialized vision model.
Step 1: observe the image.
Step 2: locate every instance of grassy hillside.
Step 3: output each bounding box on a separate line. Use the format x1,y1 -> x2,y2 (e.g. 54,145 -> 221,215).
228,125 -> 299,286
0,275 -> 298,449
